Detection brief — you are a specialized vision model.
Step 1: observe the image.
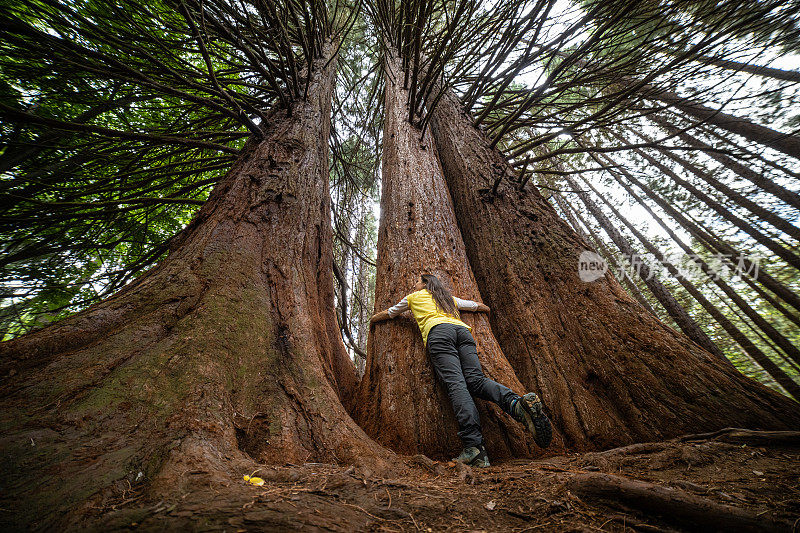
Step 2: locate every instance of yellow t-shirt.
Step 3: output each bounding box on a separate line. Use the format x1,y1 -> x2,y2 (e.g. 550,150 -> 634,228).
387,289 -> 476,347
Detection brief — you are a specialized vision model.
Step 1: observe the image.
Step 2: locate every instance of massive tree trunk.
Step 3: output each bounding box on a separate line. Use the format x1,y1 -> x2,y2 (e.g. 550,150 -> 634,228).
0,46 -> 387,530
429,88 -> 800,452
351,53 -> 554,461
553,193 -> 659,319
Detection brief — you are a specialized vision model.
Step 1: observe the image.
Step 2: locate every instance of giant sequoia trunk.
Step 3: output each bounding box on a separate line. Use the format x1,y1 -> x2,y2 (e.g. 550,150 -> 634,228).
351,53 -> 555,461
0,46 -> 388,530
553,192 -> 659,318
429,89 -> 800,451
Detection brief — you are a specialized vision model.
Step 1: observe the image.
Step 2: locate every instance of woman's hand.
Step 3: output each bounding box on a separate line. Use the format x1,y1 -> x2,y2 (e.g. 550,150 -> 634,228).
370,310 -> 391,324
475,303 -> 491,314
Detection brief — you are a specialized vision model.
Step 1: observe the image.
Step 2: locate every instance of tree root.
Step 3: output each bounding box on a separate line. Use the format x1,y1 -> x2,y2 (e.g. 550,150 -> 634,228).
409,454 -> 446,477
603,512 -> 683,533
584,441 -> 671,459
565,472 -> 792,532
678,427 -> 800,446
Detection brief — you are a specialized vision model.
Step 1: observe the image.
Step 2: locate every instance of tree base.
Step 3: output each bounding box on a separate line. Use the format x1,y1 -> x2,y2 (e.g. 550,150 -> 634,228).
7,429 -> 796,531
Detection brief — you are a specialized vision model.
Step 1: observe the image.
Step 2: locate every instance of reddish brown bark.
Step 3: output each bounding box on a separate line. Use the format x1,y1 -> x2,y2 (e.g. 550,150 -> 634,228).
429,88 -> 800,452
0,46 -> 387,530
553,192 -> 659,318
351,54 -> 558,461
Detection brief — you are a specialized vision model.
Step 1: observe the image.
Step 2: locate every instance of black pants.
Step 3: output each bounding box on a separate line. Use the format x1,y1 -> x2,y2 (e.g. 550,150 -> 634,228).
427,322 -> 519,448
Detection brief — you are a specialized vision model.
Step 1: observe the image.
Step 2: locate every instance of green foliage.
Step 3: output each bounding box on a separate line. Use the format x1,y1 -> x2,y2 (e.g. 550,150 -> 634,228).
0,0 -> 343,337
329,13 -> 381,359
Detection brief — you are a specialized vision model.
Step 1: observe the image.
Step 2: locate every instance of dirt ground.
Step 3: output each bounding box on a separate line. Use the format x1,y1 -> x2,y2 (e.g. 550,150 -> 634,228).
75,429 -> 800,532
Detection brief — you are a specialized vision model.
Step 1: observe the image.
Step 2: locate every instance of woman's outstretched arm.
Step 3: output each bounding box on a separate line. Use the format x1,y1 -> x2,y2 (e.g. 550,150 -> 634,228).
454,296 -> 490,314
371,295 -> 409,324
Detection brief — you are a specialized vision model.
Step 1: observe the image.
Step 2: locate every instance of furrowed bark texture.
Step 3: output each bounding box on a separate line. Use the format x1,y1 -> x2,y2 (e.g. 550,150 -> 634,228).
429,89 -> 800,452
351,54 -> 553,461
0,46 -> 386,530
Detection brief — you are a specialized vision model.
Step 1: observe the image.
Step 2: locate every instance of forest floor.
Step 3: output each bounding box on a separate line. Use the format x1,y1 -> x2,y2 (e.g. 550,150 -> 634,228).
84,429 -> 799,532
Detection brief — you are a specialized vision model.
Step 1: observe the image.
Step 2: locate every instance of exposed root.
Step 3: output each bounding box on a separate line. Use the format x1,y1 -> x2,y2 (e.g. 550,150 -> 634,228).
565,471 -> 792,532
602,513 -> 683,533
678,427 -> 800,446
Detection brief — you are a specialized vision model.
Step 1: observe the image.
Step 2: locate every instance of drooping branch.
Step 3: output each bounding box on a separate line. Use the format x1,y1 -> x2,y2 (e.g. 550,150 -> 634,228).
568,160 -> 800,399
583,148 -> 800,370
561,166 -> 727,363
0,0 -> 354,336
606,130 -> 800,272
648,114 -> 800,210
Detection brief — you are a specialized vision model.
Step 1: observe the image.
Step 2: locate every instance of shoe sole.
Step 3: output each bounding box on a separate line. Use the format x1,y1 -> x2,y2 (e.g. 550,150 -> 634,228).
520,393 -> 553,448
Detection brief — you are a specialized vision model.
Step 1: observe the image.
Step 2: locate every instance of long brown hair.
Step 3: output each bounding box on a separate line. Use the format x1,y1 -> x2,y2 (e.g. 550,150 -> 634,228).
421,273 -> 459,318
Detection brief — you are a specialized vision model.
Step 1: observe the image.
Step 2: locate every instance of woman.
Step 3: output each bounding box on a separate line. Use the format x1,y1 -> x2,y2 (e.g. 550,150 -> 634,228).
370,273 -> 552,467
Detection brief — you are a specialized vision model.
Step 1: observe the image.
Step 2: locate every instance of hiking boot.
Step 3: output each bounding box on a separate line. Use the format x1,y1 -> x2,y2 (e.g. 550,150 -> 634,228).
452,444 -> 490,468
511,392 -> 553,448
